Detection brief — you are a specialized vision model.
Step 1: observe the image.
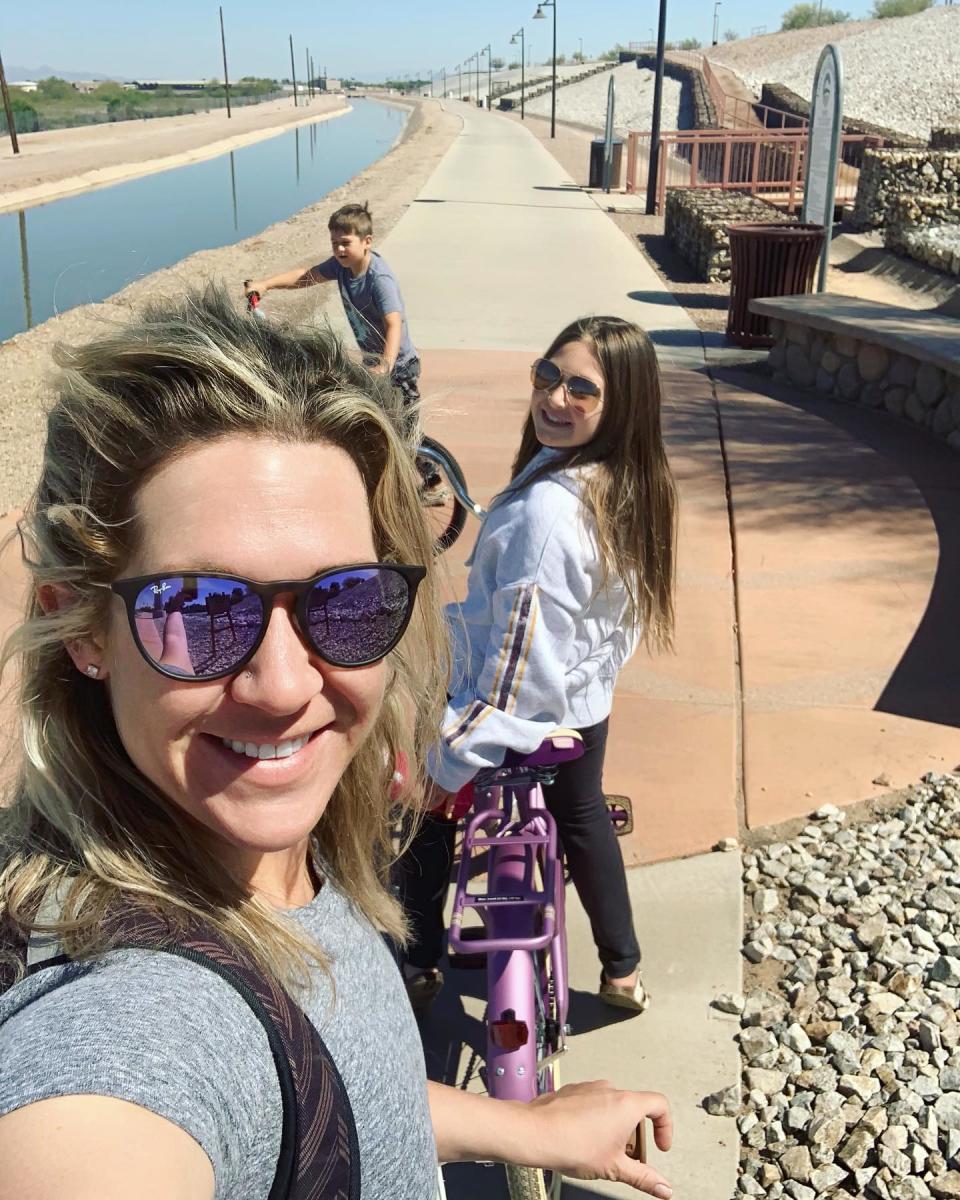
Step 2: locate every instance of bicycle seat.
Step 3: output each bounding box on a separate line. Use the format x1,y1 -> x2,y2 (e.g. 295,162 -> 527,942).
503,729 -> 584,769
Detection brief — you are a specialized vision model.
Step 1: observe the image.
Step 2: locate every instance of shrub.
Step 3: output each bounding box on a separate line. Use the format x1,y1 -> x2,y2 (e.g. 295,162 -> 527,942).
781,2 -> 849,26
872,0 -> 931,15
36,76 -> 74,100
723,28 -> 740,40
679,36 -> 703,49
1,93 -> 39,133
508,60 -> 521,69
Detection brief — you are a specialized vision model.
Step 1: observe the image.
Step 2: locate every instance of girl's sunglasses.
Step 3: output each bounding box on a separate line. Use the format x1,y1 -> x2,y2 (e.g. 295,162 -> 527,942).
530,358 -> 603,415
111,564 -> 425,681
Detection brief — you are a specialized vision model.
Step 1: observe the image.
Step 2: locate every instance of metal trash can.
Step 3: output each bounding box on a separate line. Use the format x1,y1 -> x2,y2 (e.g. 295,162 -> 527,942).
726,223 -> 825,348
588,137 -> 624,189
499,97 -> 515,111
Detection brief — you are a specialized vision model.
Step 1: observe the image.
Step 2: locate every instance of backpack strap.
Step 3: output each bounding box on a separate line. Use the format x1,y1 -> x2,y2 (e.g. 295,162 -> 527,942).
2,904 -> 360,1200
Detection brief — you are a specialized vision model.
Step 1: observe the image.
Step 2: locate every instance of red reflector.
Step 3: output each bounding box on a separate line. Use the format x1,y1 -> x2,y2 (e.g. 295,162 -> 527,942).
490,1019 -> 529,1051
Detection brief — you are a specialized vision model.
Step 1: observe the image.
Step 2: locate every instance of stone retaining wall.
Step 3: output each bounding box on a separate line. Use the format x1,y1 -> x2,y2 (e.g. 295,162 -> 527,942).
931,126 -> 960,151
759,82 -> 924,150
620,52 -> 717,129
884,193 -> 960,276
768,321 -> 960,451
664,189 -> 791,282
851,148 -> 960,231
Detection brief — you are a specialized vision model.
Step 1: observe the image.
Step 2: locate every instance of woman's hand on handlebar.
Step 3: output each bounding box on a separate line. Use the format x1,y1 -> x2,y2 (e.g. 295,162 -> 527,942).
242,279 -> 262,297
525,1081 -> 673,1195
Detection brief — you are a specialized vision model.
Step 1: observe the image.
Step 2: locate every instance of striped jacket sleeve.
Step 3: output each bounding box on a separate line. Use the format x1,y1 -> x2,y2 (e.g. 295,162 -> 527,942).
428,512 -> 580,793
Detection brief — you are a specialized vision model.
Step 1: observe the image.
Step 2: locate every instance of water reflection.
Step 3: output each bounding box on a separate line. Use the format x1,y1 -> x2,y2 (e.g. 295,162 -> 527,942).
18,211 -> 32,330
0,100 -> 407,343
229,152 -> 238,232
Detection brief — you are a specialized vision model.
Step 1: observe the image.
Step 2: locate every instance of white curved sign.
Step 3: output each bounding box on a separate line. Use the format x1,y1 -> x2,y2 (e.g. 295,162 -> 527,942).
802,44 -> 844,291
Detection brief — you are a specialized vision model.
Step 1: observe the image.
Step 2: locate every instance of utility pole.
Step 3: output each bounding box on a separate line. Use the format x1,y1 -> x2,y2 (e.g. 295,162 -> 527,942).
482,44 -> 491,109
305,47 -> 311,100
0,47 -> 21,153
218,7 -> 232,117
712,1 -> 722,45
511,28 -> 526,119
289,35 -> 299,107
646,0 -> 668,213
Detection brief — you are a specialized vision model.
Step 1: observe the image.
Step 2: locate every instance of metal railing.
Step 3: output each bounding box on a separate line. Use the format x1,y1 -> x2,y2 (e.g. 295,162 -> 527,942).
625,127 -> 881,213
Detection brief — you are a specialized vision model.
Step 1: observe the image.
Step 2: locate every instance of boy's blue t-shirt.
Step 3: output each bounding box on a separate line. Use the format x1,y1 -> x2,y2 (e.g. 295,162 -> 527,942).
313,251 -> 417,368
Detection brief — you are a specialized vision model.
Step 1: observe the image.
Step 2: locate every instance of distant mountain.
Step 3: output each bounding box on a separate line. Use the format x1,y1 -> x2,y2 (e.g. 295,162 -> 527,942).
7,64 -> 122,82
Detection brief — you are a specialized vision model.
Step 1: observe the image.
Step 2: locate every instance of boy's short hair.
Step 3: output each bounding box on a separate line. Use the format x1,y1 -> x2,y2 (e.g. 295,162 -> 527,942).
328,202 -> 373,239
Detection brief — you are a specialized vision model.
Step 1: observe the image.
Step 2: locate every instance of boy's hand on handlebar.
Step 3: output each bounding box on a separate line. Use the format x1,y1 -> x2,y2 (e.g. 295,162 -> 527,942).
524,1082 -> 673,1196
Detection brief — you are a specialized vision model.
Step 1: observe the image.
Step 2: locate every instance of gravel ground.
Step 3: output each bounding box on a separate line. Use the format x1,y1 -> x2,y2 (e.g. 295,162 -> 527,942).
706,771 -> 960,1200
0,100 -> 460,517
524,62 -> 688,135
707,8 -> 960,140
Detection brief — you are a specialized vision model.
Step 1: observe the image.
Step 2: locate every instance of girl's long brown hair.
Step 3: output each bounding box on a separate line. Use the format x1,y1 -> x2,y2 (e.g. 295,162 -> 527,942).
0,286 -> 449,990
512,316 -> 677,650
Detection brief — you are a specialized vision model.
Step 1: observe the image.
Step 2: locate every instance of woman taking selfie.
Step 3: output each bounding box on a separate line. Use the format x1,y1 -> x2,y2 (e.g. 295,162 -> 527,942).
0,291 -> 672,1200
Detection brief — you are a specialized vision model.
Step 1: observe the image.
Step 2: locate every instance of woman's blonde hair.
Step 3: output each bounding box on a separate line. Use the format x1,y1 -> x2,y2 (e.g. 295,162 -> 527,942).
0,286 -> 448,989
512,316 -> 677,650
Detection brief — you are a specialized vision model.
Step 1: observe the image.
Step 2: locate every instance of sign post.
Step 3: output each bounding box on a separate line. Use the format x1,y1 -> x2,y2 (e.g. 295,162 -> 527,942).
802,44 -> 844,292
602,75 -> 616,193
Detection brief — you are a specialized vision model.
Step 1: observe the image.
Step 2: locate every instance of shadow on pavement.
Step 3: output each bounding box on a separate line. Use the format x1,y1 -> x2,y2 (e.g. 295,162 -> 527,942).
629,288 -> 729,312
712,367 -> 960,730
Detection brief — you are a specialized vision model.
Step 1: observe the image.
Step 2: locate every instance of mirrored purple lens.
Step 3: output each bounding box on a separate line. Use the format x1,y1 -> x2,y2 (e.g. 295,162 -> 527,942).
130,576 -> 263,678
305,567 -> 411,666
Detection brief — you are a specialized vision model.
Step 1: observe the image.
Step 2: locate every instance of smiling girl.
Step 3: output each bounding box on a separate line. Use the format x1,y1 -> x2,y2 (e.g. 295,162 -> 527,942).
398,315 -> 678,1015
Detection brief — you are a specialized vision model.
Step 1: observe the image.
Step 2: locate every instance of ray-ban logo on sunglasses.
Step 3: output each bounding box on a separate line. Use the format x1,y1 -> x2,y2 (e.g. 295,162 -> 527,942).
151,582 -> 172,595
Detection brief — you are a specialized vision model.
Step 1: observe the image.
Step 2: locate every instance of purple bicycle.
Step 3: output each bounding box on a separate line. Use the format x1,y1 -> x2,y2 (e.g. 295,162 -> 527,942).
447,730 -> 588,1200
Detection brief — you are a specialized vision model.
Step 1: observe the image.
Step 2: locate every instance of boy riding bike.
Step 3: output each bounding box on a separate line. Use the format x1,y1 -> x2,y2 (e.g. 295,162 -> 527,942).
243,202 -> 421,437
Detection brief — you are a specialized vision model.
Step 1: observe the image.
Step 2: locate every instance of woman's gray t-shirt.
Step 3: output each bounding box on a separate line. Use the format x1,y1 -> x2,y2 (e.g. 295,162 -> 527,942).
0,882 -> 437,1199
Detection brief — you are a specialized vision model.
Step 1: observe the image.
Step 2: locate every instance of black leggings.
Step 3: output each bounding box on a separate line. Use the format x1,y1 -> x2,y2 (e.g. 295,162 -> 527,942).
394,719 -> 641,979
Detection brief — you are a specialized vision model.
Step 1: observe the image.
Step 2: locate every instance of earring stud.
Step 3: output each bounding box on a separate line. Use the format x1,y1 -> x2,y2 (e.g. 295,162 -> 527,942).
85,665 -> 100,678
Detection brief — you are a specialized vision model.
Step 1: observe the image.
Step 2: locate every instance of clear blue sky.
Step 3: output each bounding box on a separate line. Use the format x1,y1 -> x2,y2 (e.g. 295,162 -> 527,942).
7,0 -> 872,81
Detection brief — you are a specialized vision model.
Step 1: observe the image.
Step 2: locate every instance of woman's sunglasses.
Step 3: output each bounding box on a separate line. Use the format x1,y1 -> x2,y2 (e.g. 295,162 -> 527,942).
530,358 -> 603,415
111,564 -> 426,682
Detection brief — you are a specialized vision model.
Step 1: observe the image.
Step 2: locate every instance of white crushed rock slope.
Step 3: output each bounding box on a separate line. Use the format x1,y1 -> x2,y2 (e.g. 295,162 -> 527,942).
524,61 -> 687,134
707,7 -> 960,139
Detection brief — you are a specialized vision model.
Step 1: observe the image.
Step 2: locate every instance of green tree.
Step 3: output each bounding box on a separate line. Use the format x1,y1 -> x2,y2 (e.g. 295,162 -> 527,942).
106,92 -> 144,121
549,53 -> 567,65
872,0 -> 930,15
94,81 -> 126,102
781,2 -> 849,26
678,36 -> 703,49
508,60 -> 521,69
491,56 -> 505,69
36,76 -> 74,100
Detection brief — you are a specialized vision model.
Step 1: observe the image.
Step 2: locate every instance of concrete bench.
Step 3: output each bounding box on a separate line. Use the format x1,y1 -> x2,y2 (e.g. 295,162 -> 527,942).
749,294 -> 960,451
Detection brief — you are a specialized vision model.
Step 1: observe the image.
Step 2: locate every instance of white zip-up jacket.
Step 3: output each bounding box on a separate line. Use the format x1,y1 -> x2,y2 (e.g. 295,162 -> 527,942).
429,447 -> 638,793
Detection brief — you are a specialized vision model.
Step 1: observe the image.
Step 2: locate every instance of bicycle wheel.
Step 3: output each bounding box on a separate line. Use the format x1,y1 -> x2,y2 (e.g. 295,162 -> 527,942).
505,874 -> 566,1198
416,435 -> 469,554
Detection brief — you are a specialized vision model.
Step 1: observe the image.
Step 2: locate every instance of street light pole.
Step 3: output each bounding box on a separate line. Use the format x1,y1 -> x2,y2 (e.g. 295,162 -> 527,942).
475,50 -> 480,104
712,1 -> 722,46
457,62 -> 462,98
482,44 -> 491,109
510,28 -> 526,120
645,0 -> 668,213
533,0 -> 557,139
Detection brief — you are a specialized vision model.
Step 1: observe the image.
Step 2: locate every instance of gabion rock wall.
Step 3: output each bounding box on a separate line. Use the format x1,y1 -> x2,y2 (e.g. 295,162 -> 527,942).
664,189 -> 793,283
851,149 -> 960,232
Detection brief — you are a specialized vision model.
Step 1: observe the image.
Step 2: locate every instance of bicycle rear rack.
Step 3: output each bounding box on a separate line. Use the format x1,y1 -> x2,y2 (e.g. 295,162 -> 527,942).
448,801 -> 559,955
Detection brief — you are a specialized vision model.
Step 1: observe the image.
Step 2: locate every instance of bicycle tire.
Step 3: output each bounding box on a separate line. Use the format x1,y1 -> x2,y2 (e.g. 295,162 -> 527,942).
416,435 -> 469,554
506,1163 -> 553,1200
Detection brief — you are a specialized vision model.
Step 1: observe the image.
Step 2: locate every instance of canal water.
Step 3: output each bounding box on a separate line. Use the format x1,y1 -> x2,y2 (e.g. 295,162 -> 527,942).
0,99 -> 407,344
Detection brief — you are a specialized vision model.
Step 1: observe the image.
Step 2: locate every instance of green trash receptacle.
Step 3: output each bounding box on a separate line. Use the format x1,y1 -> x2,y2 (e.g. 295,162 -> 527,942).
726,222 -> 825,348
